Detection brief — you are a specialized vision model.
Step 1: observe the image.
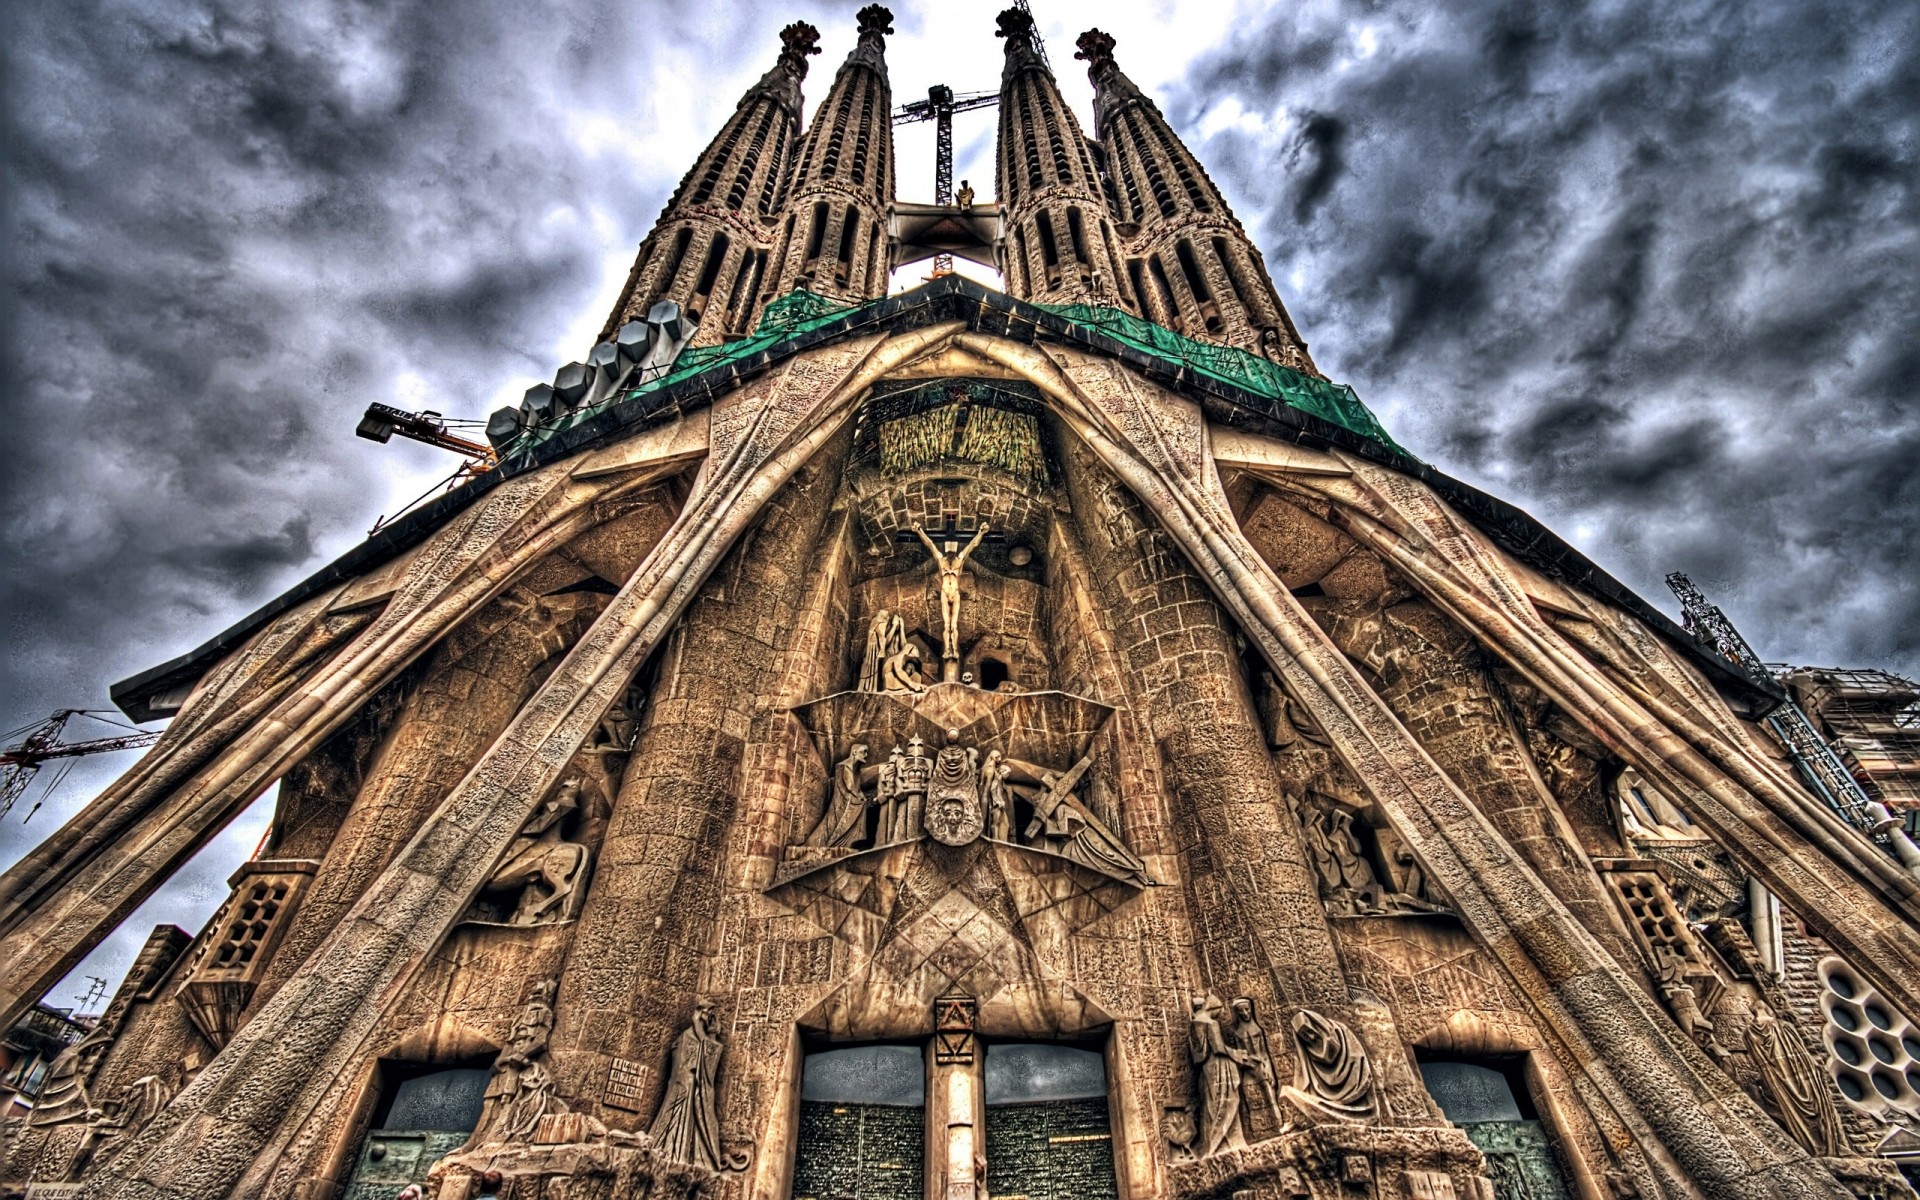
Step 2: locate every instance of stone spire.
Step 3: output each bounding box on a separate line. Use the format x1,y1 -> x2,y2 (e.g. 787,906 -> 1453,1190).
993,9 -> 1136,309
1076,29 -> 1318,372
761,5 -> 898,307
599,21 -> 820,343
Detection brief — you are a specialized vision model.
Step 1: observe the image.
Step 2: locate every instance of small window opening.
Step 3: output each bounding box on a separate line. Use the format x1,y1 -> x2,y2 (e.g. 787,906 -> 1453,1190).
980,658 -> 1010,691
1175,239 -> 1222,333
803,201 -> 829,267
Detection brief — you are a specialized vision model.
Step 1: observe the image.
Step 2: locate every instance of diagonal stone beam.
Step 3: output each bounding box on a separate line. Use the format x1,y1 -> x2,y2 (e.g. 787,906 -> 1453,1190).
88,323 -> 964,1200
0,458 -> 689,1030
1268,455 -> 1920,1016
950,332 -> 1845,1199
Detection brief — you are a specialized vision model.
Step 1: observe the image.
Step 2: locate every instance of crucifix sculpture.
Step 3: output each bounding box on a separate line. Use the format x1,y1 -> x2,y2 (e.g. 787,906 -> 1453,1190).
914,523 -> 988,682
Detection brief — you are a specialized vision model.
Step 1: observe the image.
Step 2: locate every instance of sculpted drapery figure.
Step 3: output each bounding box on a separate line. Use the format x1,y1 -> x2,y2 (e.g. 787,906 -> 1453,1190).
473,981 -> 567,1145
649,1000 -> 748,1172
1026,755 -> 1151,885
982,749 -> 1012,841
1745,1004 -> 1847,1155
1189,994 -> 1251,1157
913,523 -> 988,670
859,607 -> 925,694
805,744 -> 871,848
1281,1009 -> 1377,1123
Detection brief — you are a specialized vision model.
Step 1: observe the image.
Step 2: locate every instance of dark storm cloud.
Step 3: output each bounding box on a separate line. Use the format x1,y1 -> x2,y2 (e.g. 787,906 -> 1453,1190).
1173,0 -> 1920,676
0,0 -> 828,1002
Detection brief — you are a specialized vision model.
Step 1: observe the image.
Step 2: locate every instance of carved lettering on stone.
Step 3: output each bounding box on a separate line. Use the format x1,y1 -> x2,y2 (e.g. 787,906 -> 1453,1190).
602,1057 -> 651,1114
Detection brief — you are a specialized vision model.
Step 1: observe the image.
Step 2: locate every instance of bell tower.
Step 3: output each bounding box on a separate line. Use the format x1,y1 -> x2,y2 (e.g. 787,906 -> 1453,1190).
1076,28 -> 1318,371
599,21 -> 819,344
992,8 -> 1135,309
762,5 -> 898,307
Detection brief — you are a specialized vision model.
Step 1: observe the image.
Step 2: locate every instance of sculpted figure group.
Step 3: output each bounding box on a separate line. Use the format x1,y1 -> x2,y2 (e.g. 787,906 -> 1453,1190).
1176,994 -> 1379,1160
802,729 -> 1148,883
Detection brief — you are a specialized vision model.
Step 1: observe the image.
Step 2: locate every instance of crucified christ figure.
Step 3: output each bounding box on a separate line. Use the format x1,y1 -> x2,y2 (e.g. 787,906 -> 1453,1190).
914,523 -> 988,677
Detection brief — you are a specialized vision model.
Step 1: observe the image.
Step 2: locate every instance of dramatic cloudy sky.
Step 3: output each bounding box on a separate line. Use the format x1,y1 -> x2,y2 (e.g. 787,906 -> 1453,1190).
3,0 -> 1914,1006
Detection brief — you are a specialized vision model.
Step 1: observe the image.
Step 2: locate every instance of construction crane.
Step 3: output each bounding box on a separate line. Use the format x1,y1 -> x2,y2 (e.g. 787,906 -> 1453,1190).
893,85 -> 998,275
0,710 -> 162,821
1665,573 -> 1887,836
355,404 -> 494,461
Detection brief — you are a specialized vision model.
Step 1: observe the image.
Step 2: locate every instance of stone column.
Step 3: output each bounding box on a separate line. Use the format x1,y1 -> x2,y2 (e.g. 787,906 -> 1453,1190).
926,1040 -> 984,1200
548,445 -> 846,1128
247,586 -> 606,1015
1059,438 -> 1353,1020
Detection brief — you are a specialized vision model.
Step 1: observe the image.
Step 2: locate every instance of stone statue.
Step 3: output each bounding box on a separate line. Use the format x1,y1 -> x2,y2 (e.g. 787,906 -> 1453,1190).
1281,1009 -> 1377,1123
982,750 -> 1013,842
1744,1003 -> 1846,1156
479,778 -> 591,925
649,999 -> 748,1172
584,681 -> 644,759
1228,996 -> 1286,1130
1188,994 -> 1250,1157
881,632 -> 927,695
805,744 -> 870,848
913,523 -> 988,671
1099,483 -> 1135,548
924,728 -> 983,846
473,980 -> 567,1145
27,1023 -> 112,1127
1021,755 -> 1150,885
859,609 -> 895,692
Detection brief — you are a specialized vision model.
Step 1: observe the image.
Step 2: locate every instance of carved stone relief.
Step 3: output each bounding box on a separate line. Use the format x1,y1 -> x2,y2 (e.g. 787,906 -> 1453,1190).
1293,792 -> 1447,917
470,981 -> 568,1146
470,779 -> 593,927
648,1000 -> 749,1173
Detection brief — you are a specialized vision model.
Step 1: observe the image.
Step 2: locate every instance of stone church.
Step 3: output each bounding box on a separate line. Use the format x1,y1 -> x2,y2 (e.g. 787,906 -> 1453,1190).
4,8 -> 1919,1200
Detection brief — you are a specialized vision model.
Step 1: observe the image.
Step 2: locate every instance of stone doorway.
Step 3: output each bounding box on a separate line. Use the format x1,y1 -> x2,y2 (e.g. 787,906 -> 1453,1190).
1416,1055 -> 1571,1200
342,1065 -> 489,1200
791,1044 -> 925,1200
982,1043 -> 1119,1200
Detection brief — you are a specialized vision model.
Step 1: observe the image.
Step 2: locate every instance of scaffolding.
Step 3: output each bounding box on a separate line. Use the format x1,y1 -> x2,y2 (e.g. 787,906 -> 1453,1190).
1783,667 -> 1920,812
1666,574 -> 1920,877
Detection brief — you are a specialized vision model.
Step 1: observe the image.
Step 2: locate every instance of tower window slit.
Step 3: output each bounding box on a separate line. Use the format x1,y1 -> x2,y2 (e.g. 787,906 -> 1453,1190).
1066,207 -> 1089,265
836,206 -> 860,284
1127,259 -> 1148,314
1036,213 -> 1062,287
1175,239 -> 1222,332
803,201 -> 829,267
686,232 -> 730,324
722,247 -> 757,332
865,222 -> 885,293
655,226 -> 694,302
1012,226 -> 1032,294
1148,254 -> 1183,331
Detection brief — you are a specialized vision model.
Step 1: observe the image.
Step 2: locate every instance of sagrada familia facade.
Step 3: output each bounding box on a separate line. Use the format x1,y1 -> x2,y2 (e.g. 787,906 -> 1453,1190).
4,8 -> 1920,1200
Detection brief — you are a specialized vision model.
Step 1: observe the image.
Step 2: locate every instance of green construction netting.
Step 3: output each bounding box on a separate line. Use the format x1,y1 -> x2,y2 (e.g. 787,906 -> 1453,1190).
519,289 -> 868,448
1034,303 -> 1403,453
517,289 -> 1401,457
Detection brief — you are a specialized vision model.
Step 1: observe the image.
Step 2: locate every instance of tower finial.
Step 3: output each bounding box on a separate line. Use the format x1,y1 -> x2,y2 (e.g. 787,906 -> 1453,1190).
778,21 -> 822,79
996,8 -> 1036,46
856,4 -> 894,42
1074,28 -> 1116,73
